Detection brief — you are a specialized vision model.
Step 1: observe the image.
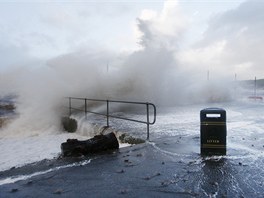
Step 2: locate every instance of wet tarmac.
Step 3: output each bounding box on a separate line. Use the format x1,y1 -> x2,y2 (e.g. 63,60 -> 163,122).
0,135 -> 263,198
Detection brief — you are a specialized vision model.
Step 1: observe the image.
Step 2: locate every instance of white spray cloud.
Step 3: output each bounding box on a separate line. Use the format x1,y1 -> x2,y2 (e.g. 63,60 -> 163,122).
137,1 -> 187,50
2,0 -> 260,137
113,0 -> 190,105
120,0 -> 233,105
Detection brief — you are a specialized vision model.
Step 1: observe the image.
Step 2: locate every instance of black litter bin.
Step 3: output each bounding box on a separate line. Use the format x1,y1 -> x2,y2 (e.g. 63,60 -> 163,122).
200,108 -> 226,155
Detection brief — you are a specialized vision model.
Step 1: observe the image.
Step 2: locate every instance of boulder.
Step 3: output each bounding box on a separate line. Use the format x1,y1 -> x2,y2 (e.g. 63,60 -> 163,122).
61,132 -> 119,157
61,117 -> 77,133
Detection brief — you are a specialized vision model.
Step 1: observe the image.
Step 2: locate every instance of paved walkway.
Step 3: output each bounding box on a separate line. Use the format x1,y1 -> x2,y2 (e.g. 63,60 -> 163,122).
0,136 -> 263,197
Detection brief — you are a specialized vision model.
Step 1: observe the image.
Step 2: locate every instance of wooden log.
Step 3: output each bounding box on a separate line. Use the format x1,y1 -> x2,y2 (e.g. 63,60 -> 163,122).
61,132 -> 119,157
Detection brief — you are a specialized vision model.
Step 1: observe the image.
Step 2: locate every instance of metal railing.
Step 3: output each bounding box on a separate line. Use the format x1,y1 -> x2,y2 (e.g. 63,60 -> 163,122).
67,97 -> 156,140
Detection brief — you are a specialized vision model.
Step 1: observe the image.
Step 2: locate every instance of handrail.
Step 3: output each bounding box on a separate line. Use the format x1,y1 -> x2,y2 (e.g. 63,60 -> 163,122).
66,97 -> 156,140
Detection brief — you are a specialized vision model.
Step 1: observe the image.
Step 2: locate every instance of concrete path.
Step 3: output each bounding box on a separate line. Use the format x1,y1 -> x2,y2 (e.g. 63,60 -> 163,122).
0,136 -> 263,197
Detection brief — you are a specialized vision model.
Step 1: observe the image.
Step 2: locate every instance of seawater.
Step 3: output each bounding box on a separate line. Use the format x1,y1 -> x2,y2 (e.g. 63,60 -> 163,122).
0,95 -> 264,173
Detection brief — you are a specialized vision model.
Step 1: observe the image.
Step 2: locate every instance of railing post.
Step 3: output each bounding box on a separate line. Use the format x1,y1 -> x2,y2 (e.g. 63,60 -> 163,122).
146,102 -> 150,140
69,97 -> 72,116
107,100 -> 109,127
85,98 -> 87,119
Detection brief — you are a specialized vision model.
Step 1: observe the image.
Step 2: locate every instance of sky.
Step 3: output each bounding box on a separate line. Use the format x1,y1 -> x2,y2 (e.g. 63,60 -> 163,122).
0,0 -> 263,101
1,0 -> 262,80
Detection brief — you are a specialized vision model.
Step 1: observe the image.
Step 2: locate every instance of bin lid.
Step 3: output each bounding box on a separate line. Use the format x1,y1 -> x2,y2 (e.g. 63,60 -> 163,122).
200,107 -> 226,113
200,107 -> 226,121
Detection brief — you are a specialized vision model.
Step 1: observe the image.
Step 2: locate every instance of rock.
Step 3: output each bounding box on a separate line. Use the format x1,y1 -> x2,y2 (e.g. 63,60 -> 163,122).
119,133 -> 145,144
10,188 -> 18,193
61,132 -> 119,157
53,189 -> 63,194
0,104 -> 15,110
26,180 -> 33,185
0,118 -> 10,128
119,189 -> 128,194
116,169 -> 125,173
61,117 -> 77,133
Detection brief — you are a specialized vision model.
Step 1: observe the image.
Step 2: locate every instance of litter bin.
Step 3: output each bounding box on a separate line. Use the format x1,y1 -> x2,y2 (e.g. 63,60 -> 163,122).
200,108 -> 226,155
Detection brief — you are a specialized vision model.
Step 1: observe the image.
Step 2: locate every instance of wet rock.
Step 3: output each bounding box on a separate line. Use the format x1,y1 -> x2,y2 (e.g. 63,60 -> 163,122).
26,180 -> 33,185
119,189 -> 128,194
10,188 -> 18,193
143,172 -> 161,180
61,117 -> 77,133
116,169 -> 125,173
143,176 -> 151,180
210,192 -> 217,197
53,189 -> 63,194
0,118 -> 8,128
0,104 -> 15,110
211,182 -> 218,186
61,132 -> 119,157
188,161 -> 196,165
119,133 -> 145,144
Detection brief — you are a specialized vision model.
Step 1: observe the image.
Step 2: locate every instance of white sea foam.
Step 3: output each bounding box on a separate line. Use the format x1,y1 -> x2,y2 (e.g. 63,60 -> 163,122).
0,159 -> 92,185
0,132 -> 87,171
0,117 -> 130,172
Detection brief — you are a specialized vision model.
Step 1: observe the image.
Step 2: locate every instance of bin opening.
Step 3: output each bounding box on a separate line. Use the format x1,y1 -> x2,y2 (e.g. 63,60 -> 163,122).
206,114 -> 221,118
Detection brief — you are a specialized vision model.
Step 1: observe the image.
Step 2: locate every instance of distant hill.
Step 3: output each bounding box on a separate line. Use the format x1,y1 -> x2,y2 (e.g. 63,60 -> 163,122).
239,78 -> 264,88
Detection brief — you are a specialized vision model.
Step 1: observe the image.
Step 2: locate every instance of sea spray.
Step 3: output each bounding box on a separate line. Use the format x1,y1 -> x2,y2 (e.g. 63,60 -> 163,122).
0,1 -> 235,137
0,1 -> 237,171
